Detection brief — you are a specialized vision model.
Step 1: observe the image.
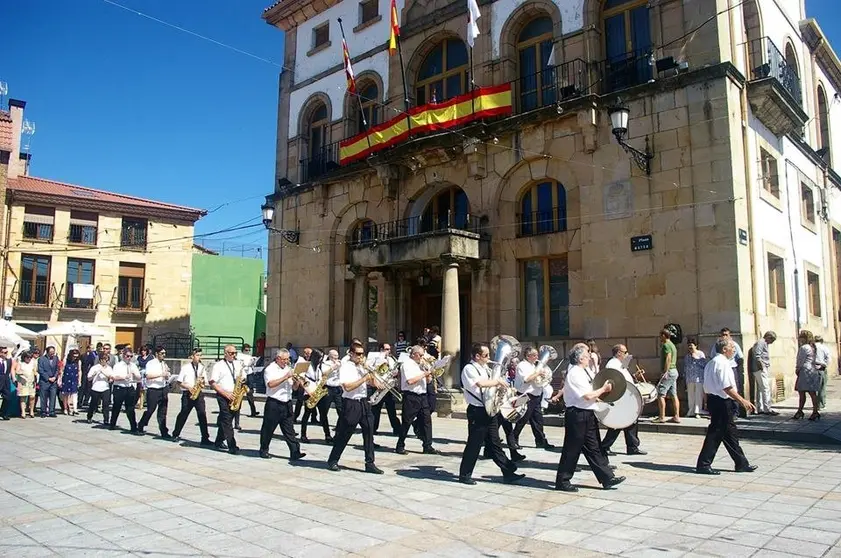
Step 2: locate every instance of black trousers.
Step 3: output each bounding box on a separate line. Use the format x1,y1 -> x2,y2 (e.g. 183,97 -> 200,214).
513,394 -> 548,446
602,422 -> 640,453
556,407 -> 613,486
373,391 -> 401,434
484,415 -> 518,458
324,385 -> 344,423
215,395 -> 237,450
78,373 -> 91,407
301,398 -> 319,428
260,398 -> 301,456
328,398 -> 376,465
397,392 -> 433,450
697,395 -> 750,470
293,387 -> 305,420
173,392 -> 210,441
138,387 -> 170,435
87,389 -> 111,423
39,380 -> 58,416
0,374 -> 9,417
109,386 -> 137,430
460,405 -> 516,479
302,394 -> 332,439
245,374 -> 258,416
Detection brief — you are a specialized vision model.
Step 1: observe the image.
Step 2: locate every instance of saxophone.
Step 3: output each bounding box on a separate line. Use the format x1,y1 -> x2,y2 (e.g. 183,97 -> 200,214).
189,373 -> 206,400
229,374 -> 249,412
306,362 -> 338,409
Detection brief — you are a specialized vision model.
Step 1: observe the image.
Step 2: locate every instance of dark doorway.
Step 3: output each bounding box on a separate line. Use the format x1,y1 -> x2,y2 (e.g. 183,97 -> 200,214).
410,276 -> 471,369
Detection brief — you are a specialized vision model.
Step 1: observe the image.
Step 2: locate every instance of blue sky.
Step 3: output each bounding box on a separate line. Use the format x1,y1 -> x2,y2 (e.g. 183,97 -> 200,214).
0,1 -> 839,258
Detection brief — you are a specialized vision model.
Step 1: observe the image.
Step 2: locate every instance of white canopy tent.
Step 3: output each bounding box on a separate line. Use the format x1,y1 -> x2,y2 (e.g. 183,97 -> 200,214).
38,320 -> 108,356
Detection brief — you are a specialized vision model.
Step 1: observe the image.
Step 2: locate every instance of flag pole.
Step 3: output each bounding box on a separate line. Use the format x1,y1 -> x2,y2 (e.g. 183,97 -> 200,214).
396,35 -> 411,131
338,18 -> 372,152
390,0 -> 411,132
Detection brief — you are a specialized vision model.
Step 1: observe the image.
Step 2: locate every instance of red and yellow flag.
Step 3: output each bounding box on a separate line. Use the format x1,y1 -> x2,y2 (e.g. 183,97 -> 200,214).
389,0 -> 400,55
342,38 -> 357,93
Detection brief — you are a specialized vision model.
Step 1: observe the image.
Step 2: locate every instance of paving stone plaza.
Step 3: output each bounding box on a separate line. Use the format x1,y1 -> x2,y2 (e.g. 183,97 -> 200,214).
2,390 -> 841,558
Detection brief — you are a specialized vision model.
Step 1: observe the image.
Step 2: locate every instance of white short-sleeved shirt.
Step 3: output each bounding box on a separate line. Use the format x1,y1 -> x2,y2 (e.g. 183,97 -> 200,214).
562,365 -> 598,411
112,361 -> 140,388
703,354 -> 736,399
605,357 -> 634,383
339,361 -> 368,400
264,362 -> 295,402
210,359 -> 241,393
322,360 -> 342,387
144,359 -> 169,389
87,364 -> 112,393
461,361 -> 488,407
400,359 -> 426,394
237,353 -> 257,375
178,362 -> 206,391
815,343 -> 830,367
514,360 -> 539,395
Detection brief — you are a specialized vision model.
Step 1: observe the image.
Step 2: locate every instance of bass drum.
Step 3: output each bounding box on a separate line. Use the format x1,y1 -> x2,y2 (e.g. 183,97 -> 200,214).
636,382 -> 658,404
595,383 -> 643,430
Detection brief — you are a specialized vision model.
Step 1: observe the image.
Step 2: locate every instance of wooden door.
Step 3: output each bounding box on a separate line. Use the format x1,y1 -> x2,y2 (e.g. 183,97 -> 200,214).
115,327 -> 141,351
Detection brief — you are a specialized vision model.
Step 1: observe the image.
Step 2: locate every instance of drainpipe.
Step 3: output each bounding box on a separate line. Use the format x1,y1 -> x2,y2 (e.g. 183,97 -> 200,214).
784,161 -> 803,336
1,191 -> 13,310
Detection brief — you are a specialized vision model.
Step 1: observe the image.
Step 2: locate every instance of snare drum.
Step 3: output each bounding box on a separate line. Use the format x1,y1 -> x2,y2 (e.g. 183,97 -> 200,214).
636,382 -> 658,404
595,383 -> 643,430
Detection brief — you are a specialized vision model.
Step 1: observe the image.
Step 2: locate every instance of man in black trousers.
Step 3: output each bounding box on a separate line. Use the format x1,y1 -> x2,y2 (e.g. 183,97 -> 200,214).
696,338 -> 757,475
555,344 -> 624,492
172,348 -> 211,445
372,342 -> 401,436
395,345 -> 437,455
209,344 -> 243,454
259,349 -> 305,461
0,347 -> 11,420
458,343 -> 525,486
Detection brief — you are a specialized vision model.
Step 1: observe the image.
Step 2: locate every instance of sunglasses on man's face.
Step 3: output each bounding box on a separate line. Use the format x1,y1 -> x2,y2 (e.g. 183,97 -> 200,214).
353,352 -> 365,356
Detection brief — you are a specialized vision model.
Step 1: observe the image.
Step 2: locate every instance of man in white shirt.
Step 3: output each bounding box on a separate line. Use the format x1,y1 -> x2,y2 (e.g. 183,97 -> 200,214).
327,342 -> 383,474
237,344 -> 260,418
601,344 -> 646,456
137,346 -> 172,439
555,344 -> 624,492
696,338 -> 756,475
293,346 -> 313,423
815,335 -> 831,409
86,354 -> 113,424
209,344 -> 244,454
109,347 -> 142,434
458,343 -> 526,486
302,349 -> 341,444
709,327 -> 747,418
372,343 -> 401,436
511,347 -> 554,450
395,345 -> 438,455
172,348 -> 211,445
259,349 -> 306,461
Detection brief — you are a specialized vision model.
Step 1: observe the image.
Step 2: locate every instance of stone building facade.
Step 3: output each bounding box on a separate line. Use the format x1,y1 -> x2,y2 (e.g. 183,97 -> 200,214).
1,98 -> 206,353
263,0 -> 841,402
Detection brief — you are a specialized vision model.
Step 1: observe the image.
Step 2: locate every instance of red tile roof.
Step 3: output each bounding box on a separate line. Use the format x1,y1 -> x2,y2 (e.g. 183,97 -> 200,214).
7,175 -> 206,222
0,110 -> 12,152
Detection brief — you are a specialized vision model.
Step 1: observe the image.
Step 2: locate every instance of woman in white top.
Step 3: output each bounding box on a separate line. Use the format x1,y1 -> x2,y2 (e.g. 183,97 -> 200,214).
86,354 -> 113,424
15,352 -> 36,418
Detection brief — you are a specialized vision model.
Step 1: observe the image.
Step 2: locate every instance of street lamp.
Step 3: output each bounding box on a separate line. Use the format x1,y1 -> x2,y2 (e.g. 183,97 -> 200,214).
607,100 -> 654,175
261,198 -> 300,244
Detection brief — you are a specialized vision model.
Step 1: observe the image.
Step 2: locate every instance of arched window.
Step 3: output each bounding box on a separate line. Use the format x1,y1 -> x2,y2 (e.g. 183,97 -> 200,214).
518,180 -> 567,237
818,85 -> 830,163
421,186 -> 469,232
518,17 -> 556,111
350,219 -> 376,246
415,39 -> 469,106
348,81 -> 380,137
602,0 -> 652,91
742,0 -> 761,71
783,43 -> 802,106
307,102 -> 330,161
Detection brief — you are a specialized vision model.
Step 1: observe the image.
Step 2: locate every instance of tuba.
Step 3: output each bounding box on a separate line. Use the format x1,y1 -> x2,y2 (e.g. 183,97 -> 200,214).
484,335 -> 522,418
368,358 -> 402,405
533,345 -> 558,387
229,374 -> 249,412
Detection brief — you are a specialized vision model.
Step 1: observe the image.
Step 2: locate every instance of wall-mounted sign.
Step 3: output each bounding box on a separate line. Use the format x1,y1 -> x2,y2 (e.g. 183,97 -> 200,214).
630,235 -> 653,252
738,228 -> 748,246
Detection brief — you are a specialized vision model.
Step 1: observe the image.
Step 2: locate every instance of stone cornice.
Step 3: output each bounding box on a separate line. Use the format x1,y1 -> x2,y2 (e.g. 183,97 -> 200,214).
263,0 -> 342,31
801,19 -> 841,98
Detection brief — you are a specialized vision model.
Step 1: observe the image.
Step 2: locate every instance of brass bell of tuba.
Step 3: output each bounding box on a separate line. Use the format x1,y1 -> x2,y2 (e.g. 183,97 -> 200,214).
533,345 -> 558,387
484,335 -> 521,417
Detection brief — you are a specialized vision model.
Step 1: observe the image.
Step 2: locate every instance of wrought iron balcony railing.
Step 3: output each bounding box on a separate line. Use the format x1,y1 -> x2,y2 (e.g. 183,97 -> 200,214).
748,36 -> 803,107
299,141 -> 341,183
348,212 -> 482,247
516,209 -> 568,237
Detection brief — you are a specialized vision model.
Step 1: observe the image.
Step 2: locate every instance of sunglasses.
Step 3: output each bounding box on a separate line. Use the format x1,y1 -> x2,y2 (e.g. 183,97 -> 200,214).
353,352 -> 365,356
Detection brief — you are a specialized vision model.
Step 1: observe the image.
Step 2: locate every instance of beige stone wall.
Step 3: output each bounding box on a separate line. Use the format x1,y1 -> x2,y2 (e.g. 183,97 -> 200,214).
3,203 -> 193,346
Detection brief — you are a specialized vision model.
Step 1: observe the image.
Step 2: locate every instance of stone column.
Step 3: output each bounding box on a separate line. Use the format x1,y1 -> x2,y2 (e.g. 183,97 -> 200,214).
350,266 -> 369,346
440,254 -> 461,389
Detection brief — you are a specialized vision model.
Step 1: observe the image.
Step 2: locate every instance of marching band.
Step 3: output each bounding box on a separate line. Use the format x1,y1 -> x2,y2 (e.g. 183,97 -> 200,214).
47,329 -> 757,492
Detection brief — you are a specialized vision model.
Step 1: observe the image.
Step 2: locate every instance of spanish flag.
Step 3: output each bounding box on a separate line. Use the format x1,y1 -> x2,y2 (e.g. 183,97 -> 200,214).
342,38 -> 357,93
389,0 -> 399,55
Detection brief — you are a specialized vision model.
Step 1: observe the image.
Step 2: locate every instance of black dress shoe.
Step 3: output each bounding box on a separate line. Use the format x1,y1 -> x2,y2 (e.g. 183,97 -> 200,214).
325,436 -> 334,445
365,464 -> 384,474
603,476 -> 626,489
423,447 -> 440,455
161,433 -> 172,440
696,467 -> 720,475
512,453 -> 527,462
228,447 -> 240,455
511,442 -> 522,450
459,476 -> 477,485
735,465 -> 758,473
605,449 -> 617,456
200,438 -> 213,446
327,462 -> 340,471
627,448 -> 648,455
216,442 -> 229,451
556,483 -> 578,492
503,473 -> 526,484
540,442 -> 556,449
259,451 -> 270,459
395,447 -> 407,455
171,436 -> 181,442
290,452 -> 306,461
250,412 -> 261,418
300,436 -> 310,444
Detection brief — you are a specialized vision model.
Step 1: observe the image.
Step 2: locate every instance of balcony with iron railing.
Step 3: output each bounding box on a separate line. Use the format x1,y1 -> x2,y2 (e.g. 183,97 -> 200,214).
347,212 -> 488,268
746,36 -> 808,137
299,141 -> 341,184
68,224 -> 98,245
64,286 -> 98,310
16,279 -> 51,307
120,227 -> 147,251
516,209 -> 568,237
115,285 -> 146,312
22,222 -> 54,242
594,50 -> 654,94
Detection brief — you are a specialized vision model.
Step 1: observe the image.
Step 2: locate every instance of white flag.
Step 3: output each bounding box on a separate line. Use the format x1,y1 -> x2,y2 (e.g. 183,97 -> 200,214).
546,43 -> 556,67
467,0 -> 480,48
